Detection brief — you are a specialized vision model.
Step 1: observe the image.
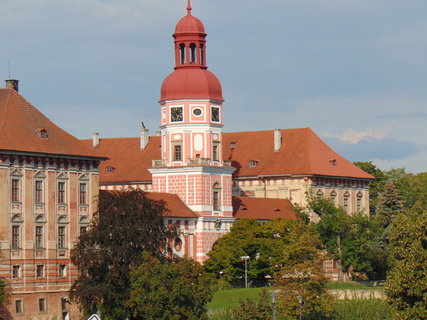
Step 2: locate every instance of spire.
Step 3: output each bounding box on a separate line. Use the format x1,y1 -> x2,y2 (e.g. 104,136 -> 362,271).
187,0 -> 192,15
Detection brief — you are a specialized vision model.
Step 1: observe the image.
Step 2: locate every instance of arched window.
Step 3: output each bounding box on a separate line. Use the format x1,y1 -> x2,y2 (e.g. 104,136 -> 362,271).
190,43 -> 197,63
179,43 -> 186,65
213,182 -> 221,211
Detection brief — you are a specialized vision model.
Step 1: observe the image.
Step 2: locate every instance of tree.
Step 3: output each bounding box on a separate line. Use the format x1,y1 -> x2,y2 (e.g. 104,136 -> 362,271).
70,190 -> 177,320
204,219 -> 312,285
375,181 -> 405,228
353,161 -> 387,215
127,253 -> 214,320
232,289 -> 272,320
385,210 -> 427,320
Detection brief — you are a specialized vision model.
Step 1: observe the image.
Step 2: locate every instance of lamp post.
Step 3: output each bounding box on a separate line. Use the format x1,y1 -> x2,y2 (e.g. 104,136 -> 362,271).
240,256 -> 249,288
297,295 -> 303,320
270,290 -> 276,320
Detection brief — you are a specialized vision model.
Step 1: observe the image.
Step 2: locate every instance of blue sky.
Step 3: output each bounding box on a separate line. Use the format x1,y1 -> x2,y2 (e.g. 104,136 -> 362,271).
0,0 -> 426,173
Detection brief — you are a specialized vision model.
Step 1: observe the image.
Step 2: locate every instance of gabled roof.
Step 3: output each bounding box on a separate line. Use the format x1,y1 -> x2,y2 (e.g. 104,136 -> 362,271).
83,128 -> 373,184
223,128 -> 373,179
233,196 -> 298,220
0,89 -> 105,159
99,190 -> 198,218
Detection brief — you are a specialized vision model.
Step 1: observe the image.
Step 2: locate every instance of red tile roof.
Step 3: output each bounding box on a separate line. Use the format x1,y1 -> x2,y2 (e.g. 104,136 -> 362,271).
233,196 -> 298,220
83,128 -> 373,184
0,89 -> 105,159
100,190 -> 198,218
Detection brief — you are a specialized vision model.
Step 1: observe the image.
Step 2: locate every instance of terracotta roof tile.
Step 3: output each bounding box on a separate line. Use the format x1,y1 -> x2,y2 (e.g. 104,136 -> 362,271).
84,128 -> 373,184
100,190 -> 198,218
233,196 -> 298,220
0,89 -> 106,159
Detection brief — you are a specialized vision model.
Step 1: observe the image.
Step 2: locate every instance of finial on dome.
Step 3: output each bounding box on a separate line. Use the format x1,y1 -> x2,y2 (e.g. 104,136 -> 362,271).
187,0 -> 192,14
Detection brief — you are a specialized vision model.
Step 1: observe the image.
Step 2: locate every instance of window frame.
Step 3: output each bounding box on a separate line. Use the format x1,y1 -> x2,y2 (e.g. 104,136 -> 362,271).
11,178 -> 20,202
36,264 -> 44,278
11,225 -> 20,249
35,180 -> 43,203
58,226 -> 66,249
35,225 -> 43,249
79,182 -> 87,205
57,181 -> 66,204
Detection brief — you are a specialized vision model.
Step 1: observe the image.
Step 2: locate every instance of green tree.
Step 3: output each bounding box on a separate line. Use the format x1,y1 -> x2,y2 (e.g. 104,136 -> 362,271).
385,210 -> 427,320
375,181 -> 405,228
232,289 -> 272,320
127,253 -> 214,320
353,161 -> 387,215
70,190 -> 176,320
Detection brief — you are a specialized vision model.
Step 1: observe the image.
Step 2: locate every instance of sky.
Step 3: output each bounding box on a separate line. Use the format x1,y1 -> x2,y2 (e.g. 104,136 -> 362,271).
0,0 -> 426,173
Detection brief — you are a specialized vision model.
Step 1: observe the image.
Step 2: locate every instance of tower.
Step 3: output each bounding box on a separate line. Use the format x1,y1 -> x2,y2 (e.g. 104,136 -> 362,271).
149,1 -> 235,262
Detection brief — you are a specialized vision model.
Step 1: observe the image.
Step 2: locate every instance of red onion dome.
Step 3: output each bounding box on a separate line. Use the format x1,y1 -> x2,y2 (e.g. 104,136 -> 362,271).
175,14 -> 206,35
160,68 -> 223,102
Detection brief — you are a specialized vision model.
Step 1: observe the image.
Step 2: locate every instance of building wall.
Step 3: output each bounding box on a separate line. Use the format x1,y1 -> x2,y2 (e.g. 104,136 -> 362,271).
0,155 -> 100,320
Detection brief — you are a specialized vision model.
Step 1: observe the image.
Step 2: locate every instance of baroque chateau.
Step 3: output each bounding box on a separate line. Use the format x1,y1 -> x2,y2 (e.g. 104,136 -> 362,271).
0,1 -> 372,319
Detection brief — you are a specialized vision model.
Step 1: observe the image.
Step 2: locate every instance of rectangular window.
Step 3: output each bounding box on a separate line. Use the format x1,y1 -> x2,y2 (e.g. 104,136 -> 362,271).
12,265 -> 20,278
35,180 -> 43,203
213,191 -> 220,211
357,198 -> 362,210
213,143 -> 220,161
35,226 -> 43,249
59,265 -> 67,277
11,179 -> 20,202
15,300 -> 23,313
12,226 -> 20,249
173,144 -> 182,161
58,182 -> 65,203
61,297 -> 69,311
58,226 -> 66,248
80,226 -> 87,235
39,298 -> 46,312
36,265 -> 44,278
79,183 -> 87,205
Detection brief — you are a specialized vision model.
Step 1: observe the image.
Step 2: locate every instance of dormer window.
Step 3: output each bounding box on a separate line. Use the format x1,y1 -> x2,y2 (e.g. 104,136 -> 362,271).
249,160 -> 257,167
36,128 -> 48,139
106,166 -> 115,173
329,159 -> 337,167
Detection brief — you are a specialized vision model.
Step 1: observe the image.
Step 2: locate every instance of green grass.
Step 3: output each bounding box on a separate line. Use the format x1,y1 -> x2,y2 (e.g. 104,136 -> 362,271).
207,287 -> 263,310
325,281 -> 384,290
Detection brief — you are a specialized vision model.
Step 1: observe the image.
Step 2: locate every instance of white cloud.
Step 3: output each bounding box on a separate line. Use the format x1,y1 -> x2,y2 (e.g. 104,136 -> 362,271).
322,123 -> 394,144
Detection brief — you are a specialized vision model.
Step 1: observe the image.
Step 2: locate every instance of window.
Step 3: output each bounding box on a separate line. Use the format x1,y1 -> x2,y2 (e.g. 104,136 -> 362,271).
36,265 -> 44,278
15,300 -> 23,313
35,180 -> 43,203
249,160 -> 257,167
59,265 -> 67,277
200,44 -> 204,65
80,226 -> 87,235
357,198 -> 362,211
190,43 -> 196,63
58,226 -> 66,248
39,298 -> 46,312
35,226 -> 43,248
58,182 -> 65,203
173,144 -> 182,161
211,106 -> 220,122
12,225 -> 20,249
61,297 -> 69,311
179,43 -> 186,65
12,265 -> 20,278
213,190 -> 220,211
344,196 -> 349,211
213,142 -> 220,161
11,179 -> 20,202
79,183 -> 87,205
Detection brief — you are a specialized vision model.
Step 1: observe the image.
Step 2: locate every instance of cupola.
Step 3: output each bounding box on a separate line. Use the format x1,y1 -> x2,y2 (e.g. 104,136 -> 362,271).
160,0 -> 223,102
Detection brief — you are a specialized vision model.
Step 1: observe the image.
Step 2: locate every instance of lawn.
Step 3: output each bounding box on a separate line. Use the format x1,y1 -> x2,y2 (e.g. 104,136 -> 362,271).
325,281 -> 384,290
207,287 -> 263,310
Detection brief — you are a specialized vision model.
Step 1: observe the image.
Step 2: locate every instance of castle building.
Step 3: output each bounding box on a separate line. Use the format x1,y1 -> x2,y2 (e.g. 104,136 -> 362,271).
89,1 -> 373,263
0,80 -> 106,319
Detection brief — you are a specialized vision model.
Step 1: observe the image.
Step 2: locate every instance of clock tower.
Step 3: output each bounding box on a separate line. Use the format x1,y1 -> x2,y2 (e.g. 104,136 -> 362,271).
149,1 -> 234,262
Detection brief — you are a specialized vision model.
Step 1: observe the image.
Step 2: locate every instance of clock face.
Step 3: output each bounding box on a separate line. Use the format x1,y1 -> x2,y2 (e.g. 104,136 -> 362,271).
170,107 -> 183,122
211,107 -> 220,122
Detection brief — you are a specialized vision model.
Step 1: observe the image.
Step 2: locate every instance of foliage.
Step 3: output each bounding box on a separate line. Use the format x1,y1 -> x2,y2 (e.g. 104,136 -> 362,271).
353,161 -> 387,215
385,210 -> 427,320
311,197 -> 378,277
333,299 -> 393,320
375,181 -> 405,228
70,190 -> 177,320
0,279 -> 6,305
204,219 -> 310,285
231,289 -> 272,320
275,259 -> 334,320
128,253 -> 214,320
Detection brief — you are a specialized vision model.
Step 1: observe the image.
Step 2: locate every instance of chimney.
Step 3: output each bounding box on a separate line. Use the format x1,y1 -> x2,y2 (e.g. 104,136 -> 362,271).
92,132 -> 100,148
5,79 -> 19,92
274,129 -> 282,152
140,122 -> 149,150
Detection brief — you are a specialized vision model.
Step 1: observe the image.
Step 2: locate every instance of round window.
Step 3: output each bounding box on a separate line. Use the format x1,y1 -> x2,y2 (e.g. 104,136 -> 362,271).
192,108 -> 203,116
174,237 -> 183,251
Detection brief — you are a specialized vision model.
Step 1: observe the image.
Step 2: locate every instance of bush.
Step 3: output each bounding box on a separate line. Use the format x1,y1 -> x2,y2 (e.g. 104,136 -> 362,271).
333,299 -> 393,320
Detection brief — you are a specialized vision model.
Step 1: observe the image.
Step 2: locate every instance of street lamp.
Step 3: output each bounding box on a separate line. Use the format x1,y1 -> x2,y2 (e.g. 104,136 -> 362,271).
271,290 -> 276,320
240,256 -> 250,288
297,295 -> 304,320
